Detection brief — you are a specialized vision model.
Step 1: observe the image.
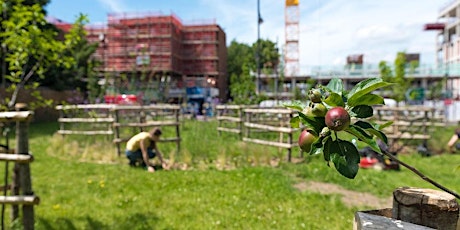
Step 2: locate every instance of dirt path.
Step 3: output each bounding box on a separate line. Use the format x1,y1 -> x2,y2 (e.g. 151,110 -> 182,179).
293,181 -> 392,209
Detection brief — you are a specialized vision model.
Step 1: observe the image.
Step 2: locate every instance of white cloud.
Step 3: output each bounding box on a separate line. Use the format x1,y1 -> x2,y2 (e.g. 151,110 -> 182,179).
96,0 -> 131,12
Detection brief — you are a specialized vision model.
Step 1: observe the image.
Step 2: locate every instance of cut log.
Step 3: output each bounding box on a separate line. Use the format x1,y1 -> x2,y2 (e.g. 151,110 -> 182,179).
392,187 -> 459,230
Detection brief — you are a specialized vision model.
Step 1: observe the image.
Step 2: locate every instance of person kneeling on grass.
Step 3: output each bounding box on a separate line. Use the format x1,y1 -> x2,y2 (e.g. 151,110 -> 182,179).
125,127 -> 168,172
447,128 -> 460,153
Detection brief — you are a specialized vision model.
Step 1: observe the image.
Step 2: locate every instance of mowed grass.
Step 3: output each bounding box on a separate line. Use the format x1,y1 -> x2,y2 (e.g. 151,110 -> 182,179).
0,120 -> 458,229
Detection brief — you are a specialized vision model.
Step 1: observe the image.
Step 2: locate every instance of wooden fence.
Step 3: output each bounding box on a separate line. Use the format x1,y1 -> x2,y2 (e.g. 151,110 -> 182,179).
216,105 -> 299,161
216,105 -> 247,138
0,110 -> 40,230
111,104 -> 181,156
373,106 -> 444,146
56,104 -> 114,136
56,104 -> 181,156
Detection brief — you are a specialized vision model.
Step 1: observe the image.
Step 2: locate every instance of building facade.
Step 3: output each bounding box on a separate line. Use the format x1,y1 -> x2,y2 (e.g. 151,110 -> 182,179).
54,12 -> 228,103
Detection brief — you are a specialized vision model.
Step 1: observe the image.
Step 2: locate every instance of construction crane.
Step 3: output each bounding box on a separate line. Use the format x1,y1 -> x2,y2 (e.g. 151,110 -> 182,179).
285,0 -> 300,77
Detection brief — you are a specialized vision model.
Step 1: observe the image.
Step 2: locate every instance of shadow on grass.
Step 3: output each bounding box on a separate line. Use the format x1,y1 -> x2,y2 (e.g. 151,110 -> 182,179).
37,213 -> 161,230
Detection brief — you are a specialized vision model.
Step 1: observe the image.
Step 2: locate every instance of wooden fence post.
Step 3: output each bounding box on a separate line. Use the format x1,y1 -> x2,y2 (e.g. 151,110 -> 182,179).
15,104 -> 34,230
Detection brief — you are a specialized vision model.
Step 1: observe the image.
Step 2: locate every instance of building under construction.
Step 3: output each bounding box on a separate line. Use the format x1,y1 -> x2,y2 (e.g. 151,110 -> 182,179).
56,12 -> 227,104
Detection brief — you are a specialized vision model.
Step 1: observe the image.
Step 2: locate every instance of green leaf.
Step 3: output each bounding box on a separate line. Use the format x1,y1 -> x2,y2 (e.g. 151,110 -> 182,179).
348,93 -> 384,107
350,105 -> 373,118
346,125 -> 381,153
283,100 -> 305,111
297,112 -> 325,135
326,78 -> 343,96
323,137 -> 333,162
311,135 -> 331,155
353,120 -> 388,144
323,92 -> 345,107
329,140 -> 360,179
290,116 -> 301,128
348,78 -> 392,104
376,121 -> 393,130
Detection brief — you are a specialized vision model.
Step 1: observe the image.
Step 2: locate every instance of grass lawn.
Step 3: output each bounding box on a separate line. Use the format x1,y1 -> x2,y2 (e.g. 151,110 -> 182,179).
0,120 -> 458,229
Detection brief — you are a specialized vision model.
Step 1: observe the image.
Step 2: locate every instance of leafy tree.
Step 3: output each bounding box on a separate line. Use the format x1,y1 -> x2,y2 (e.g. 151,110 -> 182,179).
227,39 -> 253,78
253,39 -> 280,75
229,64 -> 258,105
0,0 -> 75,110
227,39 -> 280,103
378,52 -> 415,105
42,15 -> 100,94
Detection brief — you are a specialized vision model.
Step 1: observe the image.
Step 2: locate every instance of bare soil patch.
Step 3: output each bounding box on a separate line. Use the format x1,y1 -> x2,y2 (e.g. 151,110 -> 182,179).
293,181 -> 392,209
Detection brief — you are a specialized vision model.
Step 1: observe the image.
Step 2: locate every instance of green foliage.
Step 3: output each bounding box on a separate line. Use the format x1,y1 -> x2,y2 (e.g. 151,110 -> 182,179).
229,65 -> 260,105
378,52 -> 414,103
227,39 -> 280,103
285,77 -> 392,179
0,0 -> 75,110
43,14 -> 99,94
227,40 -> 254,77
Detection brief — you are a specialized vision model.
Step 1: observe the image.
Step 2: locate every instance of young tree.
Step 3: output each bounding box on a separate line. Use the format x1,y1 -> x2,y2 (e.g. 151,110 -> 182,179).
0,1 -> 91,110
227,39 -> 280,103
229,64 -> 258,105
378,52 -> 415,105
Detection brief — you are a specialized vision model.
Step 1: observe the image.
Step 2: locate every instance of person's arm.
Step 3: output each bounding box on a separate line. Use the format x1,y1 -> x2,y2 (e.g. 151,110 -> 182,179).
140,137 -> 155,172
154,145 -> 168,170
447,134 -> 458,153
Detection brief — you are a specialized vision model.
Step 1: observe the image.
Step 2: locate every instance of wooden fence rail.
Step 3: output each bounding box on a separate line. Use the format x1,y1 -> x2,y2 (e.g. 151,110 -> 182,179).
243,108 -> 298,162
372,106 -> 444,149
56,104 -> 114,136
215,105 -> 248,138
56,104 -> 181,156
216,105 -> 299,161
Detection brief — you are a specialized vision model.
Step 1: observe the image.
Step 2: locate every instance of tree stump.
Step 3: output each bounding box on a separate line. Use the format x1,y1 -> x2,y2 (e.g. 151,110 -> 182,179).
392,187 -> 459,230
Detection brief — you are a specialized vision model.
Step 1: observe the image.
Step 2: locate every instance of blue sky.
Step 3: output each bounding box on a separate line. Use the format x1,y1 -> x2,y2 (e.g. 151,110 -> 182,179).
46,0 -> 445,73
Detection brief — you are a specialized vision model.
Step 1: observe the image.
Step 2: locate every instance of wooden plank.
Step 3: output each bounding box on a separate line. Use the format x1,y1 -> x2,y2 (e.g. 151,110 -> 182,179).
112,121 -> 179,127
58,118 -> 114,123
243,137 -> 297,149
354,211 -> 433,230
216,116 -> 242,122
374,106 -> 435,112
216,105 -> 242,110
244,108 -> 295,114
0,111 -> 33,122
0,195 -> 40,205
113,137 -> 181,144
112,138 -> 130,144
56,104 -> 114,110
244,122 -> 297,133
217,127 -> 241,134
386,133 -> 430,140
57,130 -> 113,135
375,121 -> 445,127
111,104 -> 180,111
0,149 -> 15,154
0,153 -> 33,163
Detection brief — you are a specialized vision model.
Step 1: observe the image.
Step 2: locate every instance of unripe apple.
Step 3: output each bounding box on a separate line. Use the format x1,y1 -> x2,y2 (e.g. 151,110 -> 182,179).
298,129 -> 318,153
302,103 -> 327,117
325,107 -> 350,131
309,89 -> 322,103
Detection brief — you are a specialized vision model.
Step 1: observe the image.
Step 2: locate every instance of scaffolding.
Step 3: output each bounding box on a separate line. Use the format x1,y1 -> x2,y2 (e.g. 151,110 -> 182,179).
50,12 -> 228,102
97,12 -> 227,101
